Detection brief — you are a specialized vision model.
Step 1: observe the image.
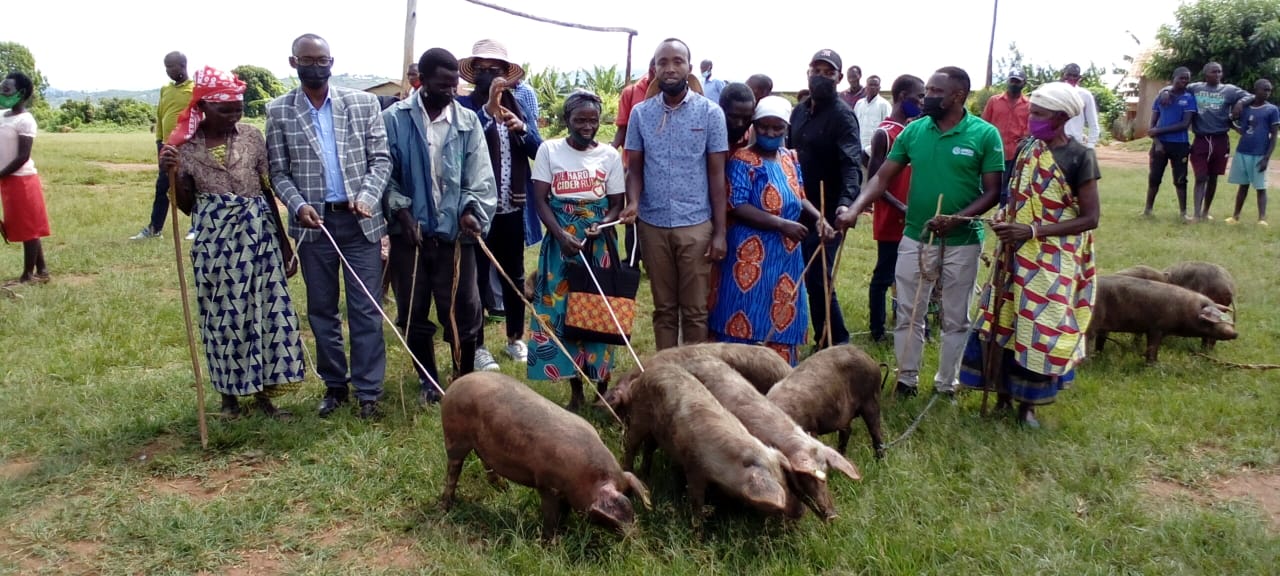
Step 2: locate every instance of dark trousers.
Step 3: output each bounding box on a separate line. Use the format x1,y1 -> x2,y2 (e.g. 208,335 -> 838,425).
390,234 -> 482,386
474,210 -> 526,345
802,229 -> 850,347
868,240 -> 900,339
150,142 -> 171,232
297,211 -> 386,402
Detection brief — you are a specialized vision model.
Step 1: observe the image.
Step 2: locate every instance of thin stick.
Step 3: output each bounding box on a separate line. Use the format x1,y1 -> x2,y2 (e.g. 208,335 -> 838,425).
398,245 -> 419,418
450,242 -> 463,376
475,236 -> 625,427
900,195 -> 944,395
1193,353 -> 1280,370
819,182 -> 832,348
761,243 -> 826,347
167,166 -> 208,450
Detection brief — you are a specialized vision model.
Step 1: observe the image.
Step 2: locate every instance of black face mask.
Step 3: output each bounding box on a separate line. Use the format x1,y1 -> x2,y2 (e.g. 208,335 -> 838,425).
808,75 -> 838,103
660,76 -> 689,97
727,124 -> 749,144
568,130 -> 596,149
473,71 -> 496,101
1008,84 -> 1024,95
922,96 -> 947,120
297,64 -> 331,90
423,90 -> 454,110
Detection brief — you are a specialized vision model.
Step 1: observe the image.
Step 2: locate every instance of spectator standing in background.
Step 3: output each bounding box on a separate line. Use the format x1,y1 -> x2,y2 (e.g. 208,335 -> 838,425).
131,51 -> 194,241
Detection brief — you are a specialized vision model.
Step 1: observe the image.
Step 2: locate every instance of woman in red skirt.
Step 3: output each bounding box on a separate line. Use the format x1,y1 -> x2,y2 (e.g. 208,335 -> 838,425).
0,72 -> 50,284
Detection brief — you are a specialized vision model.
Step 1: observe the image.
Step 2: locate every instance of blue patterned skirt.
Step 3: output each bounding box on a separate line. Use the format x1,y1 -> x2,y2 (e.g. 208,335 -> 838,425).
191,194 -> 305,396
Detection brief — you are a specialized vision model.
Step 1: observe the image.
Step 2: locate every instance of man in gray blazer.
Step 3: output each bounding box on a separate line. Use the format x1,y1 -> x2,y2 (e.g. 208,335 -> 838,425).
266,33 -> 392,419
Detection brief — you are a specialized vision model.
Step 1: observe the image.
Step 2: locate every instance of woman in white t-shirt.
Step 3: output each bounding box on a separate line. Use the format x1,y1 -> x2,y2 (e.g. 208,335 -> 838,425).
526,90 -> 626,410
0,72 -> 51,285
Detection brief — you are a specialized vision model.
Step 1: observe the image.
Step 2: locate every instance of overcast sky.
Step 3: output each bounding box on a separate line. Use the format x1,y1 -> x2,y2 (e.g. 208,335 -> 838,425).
11,0 -> 1186,92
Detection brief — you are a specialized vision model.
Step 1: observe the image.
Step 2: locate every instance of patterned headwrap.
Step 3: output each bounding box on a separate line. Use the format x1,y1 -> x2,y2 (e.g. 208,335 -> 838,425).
1029,82 -> 1084,118
166,66 -> 247,146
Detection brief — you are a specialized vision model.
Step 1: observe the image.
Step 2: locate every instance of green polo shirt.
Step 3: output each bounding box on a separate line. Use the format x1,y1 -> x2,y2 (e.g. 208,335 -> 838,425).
889,111 -> 1004,246
156,79 -> 194,143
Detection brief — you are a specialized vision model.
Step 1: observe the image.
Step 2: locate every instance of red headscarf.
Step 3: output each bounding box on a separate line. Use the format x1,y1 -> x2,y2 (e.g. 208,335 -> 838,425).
166,66 -> 246,146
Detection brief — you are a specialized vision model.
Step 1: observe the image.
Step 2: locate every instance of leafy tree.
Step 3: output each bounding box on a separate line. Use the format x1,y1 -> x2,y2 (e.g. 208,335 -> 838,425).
0,41 -> 49,106
1147,0 -> 1280,95
232,65 -> 286,117
58,99 -> 94,125
98,98 -> 154,127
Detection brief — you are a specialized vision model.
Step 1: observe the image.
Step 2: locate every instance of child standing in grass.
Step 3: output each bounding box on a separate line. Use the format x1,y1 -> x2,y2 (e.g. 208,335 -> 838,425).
0,71 -> 50,285
1226,79 -> 1278,226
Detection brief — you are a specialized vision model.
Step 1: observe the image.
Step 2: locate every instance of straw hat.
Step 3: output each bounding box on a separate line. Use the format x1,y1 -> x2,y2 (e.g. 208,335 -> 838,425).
643,73 -> 704,99
459,39 -> 526,85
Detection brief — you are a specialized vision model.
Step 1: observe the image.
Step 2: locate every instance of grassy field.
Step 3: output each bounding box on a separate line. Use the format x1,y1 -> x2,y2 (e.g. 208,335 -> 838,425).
1,132 -> 1277,575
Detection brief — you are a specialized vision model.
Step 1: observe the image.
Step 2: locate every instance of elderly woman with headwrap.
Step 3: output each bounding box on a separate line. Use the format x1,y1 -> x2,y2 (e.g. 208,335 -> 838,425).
159,66 -> 305,419
959,82 -> 1100,427
527,90 -> 625,410
707,96 -> 835,365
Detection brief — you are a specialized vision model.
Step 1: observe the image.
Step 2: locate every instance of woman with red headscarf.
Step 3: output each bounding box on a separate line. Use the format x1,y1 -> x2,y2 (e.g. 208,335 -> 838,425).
159,66 -> 305,419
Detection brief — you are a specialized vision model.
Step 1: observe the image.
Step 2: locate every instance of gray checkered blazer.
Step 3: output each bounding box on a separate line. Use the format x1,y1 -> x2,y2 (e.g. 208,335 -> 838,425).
265,86 -> 392,243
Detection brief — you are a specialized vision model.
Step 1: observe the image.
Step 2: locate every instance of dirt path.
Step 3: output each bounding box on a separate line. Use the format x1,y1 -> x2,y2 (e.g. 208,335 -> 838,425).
1096,143 -> 1280,176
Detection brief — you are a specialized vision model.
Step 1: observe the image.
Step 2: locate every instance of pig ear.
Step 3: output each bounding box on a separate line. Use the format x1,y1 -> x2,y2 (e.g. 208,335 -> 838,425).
1199,306 -> 1233,325
820,445 -> 862,481
623,472 -> 651,509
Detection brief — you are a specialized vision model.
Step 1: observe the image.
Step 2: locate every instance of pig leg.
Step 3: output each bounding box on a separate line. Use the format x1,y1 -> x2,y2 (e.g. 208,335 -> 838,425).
1202,337 -> 1216,351
621,428 -> 645,472
538,489 -> 569,542
439,445 -> 471,511
1145,331 -> 1163,364
837,428 -> 852,454
862,402 -> 886,459
640,441 -> 658,477
686,473 -> 710,527
483,466 -> 509,491
1095,331 -> 1109,352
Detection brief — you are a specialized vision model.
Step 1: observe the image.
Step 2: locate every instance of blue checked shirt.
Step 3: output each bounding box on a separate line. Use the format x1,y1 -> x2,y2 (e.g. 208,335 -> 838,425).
309,97 -> 349,203
624,89 -> 729,228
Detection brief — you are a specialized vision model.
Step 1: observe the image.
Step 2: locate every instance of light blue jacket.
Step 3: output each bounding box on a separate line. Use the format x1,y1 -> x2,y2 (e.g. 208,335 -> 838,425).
383,96 -> 496,242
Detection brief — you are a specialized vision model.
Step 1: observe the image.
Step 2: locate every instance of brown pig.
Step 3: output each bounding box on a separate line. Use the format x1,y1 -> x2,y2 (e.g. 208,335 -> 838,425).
1090,274 -> 1237,363
627,343 -> 794,395
1165,261 -> 1236,349
440,372 -> 650,541
1114,265 -> 1168,283
679,355 -> 861,521
614,363 -> 794,524
767,345 -> 886,459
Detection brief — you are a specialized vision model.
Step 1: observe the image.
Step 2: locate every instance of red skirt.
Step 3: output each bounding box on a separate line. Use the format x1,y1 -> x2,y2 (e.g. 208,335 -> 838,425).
0,174 -> 50,242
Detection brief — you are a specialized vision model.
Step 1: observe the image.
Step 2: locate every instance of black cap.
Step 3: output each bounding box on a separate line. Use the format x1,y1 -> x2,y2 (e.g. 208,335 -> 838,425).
810,49 -> 842,72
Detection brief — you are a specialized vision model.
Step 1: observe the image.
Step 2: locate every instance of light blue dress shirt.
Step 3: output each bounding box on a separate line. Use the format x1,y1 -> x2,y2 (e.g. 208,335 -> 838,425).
309,96 -> 348,203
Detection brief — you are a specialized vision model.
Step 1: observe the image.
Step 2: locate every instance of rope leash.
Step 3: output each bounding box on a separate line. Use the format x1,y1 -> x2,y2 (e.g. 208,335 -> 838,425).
474,235 -> 626,428
315,225 -> 445,397
1193,353 -> 1280,370
883,393 -> 939,451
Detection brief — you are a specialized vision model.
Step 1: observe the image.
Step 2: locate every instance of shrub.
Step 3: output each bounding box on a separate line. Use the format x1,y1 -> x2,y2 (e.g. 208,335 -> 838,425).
97,98 -> 154,127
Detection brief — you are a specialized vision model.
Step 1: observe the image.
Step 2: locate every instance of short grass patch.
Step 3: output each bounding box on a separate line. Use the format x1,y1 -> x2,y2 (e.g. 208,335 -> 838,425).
0,132 -> 1277,574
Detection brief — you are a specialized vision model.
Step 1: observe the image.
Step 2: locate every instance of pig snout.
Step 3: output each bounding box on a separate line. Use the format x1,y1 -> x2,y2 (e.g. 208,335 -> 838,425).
587,484 -> 636,534
1213,322 -> 1239,341
791,471 -> 837,521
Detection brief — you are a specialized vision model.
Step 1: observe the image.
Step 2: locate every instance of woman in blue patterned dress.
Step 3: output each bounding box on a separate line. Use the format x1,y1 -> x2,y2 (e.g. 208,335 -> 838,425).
159,66 -> 304,418
709,96 -> 836,365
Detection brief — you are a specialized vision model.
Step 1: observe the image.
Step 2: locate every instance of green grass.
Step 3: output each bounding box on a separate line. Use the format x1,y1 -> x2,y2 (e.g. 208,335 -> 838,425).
1,132 -> 1277,574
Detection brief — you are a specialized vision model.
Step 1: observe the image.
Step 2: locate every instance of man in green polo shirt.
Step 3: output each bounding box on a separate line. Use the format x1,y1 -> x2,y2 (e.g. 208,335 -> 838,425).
837,66 -> 1002,401
131,51 -> 193,240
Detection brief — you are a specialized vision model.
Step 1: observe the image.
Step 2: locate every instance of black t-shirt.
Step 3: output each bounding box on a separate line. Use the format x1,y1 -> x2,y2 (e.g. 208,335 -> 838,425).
1048,139 -> 1102,194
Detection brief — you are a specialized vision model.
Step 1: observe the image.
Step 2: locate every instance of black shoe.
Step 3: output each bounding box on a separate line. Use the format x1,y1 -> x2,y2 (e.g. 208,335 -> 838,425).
1018,404 -> 1040,428
894,382 -> 918,399
220,394 -> 242,418
358,401 -> 382,420
418,386 -> 442,407
317,393 -> 349,418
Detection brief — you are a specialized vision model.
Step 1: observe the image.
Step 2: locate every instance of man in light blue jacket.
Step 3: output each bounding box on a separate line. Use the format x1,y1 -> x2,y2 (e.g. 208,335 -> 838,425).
383,48 -> 497,405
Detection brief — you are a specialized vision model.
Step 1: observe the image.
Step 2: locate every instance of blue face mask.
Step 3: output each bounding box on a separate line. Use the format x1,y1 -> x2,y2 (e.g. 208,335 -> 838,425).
902,99 -> 922,118
756,133 -> 785,151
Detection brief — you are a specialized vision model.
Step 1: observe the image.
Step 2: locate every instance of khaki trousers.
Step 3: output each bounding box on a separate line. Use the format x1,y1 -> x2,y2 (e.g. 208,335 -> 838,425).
637,220 -> 713,350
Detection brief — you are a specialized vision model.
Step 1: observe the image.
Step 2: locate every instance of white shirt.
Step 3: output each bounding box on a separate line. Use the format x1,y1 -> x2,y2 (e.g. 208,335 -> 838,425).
1064,85 -> 1100,148
423,103 -> 453,208
853,96 -> 892,155
531,139 -> 625,201
0,110 -> 38,176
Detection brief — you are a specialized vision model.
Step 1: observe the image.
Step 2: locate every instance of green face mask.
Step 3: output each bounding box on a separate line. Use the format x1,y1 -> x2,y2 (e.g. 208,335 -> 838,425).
0,93 -> 23,109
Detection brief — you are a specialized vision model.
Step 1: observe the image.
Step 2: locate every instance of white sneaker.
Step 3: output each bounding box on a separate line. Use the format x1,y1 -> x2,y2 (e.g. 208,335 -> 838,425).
185,231 -> 197,241
475,347 -> 500,372
504,341 -> 528,363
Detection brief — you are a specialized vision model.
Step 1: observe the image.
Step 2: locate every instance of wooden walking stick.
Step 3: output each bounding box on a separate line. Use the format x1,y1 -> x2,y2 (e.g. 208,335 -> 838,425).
167,166 -> 208,449
819,182 -> 832,348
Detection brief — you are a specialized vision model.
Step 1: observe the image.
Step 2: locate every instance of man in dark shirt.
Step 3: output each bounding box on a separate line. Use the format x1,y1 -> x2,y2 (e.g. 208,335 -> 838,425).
789,48 -> 862,348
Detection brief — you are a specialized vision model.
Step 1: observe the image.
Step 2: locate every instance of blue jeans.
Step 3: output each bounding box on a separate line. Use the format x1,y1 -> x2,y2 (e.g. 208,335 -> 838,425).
802,229 -> 849,347
297,210 -> 386,402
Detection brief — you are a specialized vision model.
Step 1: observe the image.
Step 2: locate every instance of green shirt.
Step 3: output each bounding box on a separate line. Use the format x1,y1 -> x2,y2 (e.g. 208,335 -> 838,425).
156,79 -> 194,143
888,111 -> 1004,245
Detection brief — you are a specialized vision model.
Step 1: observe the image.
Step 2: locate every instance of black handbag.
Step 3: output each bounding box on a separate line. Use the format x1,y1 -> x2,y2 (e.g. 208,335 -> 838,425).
562,230 -> 642,346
